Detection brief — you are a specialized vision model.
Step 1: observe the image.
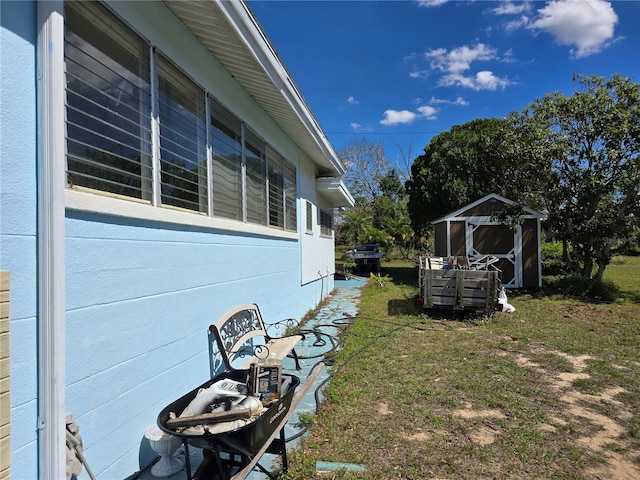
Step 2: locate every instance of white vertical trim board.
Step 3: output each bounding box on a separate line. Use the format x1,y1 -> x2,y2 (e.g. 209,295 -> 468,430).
36,2 -> 66,478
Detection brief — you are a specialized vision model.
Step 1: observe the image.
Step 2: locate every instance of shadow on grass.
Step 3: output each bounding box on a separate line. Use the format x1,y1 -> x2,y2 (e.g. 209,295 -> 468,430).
510,275 -> 639,304
381,264 -> 419,286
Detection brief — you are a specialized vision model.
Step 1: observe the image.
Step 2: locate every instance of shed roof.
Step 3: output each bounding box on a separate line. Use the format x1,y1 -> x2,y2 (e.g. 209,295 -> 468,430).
431,193 -> 544,224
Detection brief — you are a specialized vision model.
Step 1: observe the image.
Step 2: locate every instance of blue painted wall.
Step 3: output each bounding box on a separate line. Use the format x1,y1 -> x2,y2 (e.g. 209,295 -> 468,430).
1,1 -> 39,479
64,211 -> 315,477
1,1 -> 336,478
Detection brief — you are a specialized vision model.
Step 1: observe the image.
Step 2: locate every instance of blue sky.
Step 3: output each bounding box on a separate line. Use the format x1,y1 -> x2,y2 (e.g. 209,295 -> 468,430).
249,0 -> 639,166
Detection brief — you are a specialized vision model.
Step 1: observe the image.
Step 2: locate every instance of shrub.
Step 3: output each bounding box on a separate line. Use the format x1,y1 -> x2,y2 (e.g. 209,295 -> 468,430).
543,274 -> 619,302
541,241 -> 570,276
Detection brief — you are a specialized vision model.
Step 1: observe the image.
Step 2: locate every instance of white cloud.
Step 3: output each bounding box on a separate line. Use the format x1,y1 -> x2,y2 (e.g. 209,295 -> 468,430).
416,0 -> 449,7
347,96 -> 359,105
380,106 -> 438,126
426,43 -> 498,74
429,96 -> 470,106
505,15 -> 531,31
529,0 -> 618,58
423,43 -> 511,91
417,106 -> 438,119
493,1 -> 531,15
439,71 -> 511,91
410,70 -> 430,79
380,110 -> 417,126
350,122 -> 362,130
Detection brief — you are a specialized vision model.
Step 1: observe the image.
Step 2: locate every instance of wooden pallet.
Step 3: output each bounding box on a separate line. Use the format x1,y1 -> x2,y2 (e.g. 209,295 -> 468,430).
422,269 -> 499,314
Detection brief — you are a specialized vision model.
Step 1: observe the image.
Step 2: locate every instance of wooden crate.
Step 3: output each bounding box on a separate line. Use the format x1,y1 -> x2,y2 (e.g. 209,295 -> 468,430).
422,268 -> 499,314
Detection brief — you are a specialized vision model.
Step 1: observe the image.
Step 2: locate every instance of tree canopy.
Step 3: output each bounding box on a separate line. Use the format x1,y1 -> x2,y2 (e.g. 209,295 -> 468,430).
407,73 -> 639,280
407,117 -> 547,236
514,74 -> 639,280
337,141 -> 414,255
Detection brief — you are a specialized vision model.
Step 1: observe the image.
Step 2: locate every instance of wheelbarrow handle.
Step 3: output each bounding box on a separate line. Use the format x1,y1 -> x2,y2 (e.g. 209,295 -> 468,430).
165,408 -> 252,428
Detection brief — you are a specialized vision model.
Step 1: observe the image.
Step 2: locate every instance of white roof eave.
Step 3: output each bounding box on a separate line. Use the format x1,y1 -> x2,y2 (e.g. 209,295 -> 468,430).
316,177 -> 355,208
163,0 -> 346,177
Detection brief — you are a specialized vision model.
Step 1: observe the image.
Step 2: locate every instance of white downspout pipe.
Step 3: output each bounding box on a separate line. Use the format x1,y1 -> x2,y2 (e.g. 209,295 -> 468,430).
37,2 -> 66,478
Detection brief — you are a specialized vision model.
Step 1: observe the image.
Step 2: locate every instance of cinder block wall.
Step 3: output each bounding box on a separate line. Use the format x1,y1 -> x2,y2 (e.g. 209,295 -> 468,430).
0,271 -> 10,480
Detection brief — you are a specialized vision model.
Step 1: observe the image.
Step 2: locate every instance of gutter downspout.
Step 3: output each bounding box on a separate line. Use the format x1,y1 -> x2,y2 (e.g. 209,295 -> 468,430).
37,2 -> 66,478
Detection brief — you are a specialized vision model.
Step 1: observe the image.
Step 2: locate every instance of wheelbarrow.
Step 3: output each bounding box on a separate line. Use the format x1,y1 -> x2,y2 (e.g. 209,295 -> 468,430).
157,368 -> 301,480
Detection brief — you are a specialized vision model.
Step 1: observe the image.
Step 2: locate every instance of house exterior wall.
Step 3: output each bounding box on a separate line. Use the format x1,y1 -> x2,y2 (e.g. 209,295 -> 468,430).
299,152 -> 336,297
1,2 -> 344,478
1,2 -> 39,478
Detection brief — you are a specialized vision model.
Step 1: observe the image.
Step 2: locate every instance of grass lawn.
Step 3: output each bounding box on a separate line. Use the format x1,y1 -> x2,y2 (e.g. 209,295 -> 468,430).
285,255 -> 640,479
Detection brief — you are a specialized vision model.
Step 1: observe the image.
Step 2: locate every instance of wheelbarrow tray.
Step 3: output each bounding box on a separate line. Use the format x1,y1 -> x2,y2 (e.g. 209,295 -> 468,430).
157,369 -> 300,457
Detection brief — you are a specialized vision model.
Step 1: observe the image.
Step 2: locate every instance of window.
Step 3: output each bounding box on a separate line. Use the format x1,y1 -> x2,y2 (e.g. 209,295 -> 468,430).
210,98 -> 242,221
64,1 -> 297,232
65,1 -> 152,200
320,210 -> 333,237
305,201 -> 313,233
157,54 -> 207,213
283,160 -> 297,232
245,128 -> 267,225
268,146 -> 284,229
267,147 -> 297,232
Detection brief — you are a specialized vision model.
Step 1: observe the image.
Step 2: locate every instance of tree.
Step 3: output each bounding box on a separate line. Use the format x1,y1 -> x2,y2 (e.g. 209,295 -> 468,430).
514,74 -> 639,280
338,209 -> 374,246
407,74 -> 638,281
338,140 -> 416,255
407,117 -> 547,237
339,139 -> 391,207
372,170 -> 413,254
391,139 -> 415,185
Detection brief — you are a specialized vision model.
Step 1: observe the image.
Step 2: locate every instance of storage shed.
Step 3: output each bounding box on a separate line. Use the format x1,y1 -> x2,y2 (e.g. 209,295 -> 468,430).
432,194 -> 543,288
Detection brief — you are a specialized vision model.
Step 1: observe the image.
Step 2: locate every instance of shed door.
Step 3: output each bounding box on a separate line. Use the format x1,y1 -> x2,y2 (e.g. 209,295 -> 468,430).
466,222 -> 522,288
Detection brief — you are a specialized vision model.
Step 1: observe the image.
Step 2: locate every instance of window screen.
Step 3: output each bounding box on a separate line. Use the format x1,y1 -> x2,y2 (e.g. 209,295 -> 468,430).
210,98 -> 243,221
268,146 -> 284,229
157,54 -> 207,213
284,160 -> 297,232
65,1 -> 152,200
245,128 -> 267,226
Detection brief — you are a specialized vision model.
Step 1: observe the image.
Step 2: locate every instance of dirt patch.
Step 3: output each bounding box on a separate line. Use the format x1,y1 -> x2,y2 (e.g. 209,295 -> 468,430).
468,424 -> 500,446
507,349 -> 638,480
452,408 -> 506,420
405,429 -> 430,441
377,401 -> 392,415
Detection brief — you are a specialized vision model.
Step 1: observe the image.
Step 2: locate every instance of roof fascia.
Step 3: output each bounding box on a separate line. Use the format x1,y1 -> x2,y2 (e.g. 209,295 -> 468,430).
211,1 -> 346,175
432,193 -> 543,224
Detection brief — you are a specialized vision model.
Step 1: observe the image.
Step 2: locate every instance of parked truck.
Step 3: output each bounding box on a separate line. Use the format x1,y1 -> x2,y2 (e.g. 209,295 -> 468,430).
345,244 -> 385,273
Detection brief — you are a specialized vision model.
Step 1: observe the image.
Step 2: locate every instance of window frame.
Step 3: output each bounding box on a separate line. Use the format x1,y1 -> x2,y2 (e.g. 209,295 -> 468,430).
63,0 -> 298,238
319,209 -> 333,238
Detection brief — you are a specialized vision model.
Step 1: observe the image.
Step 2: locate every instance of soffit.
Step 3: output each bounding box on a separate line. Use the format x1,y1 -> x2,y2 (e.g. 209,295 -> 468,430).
163,0 -> 343,176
